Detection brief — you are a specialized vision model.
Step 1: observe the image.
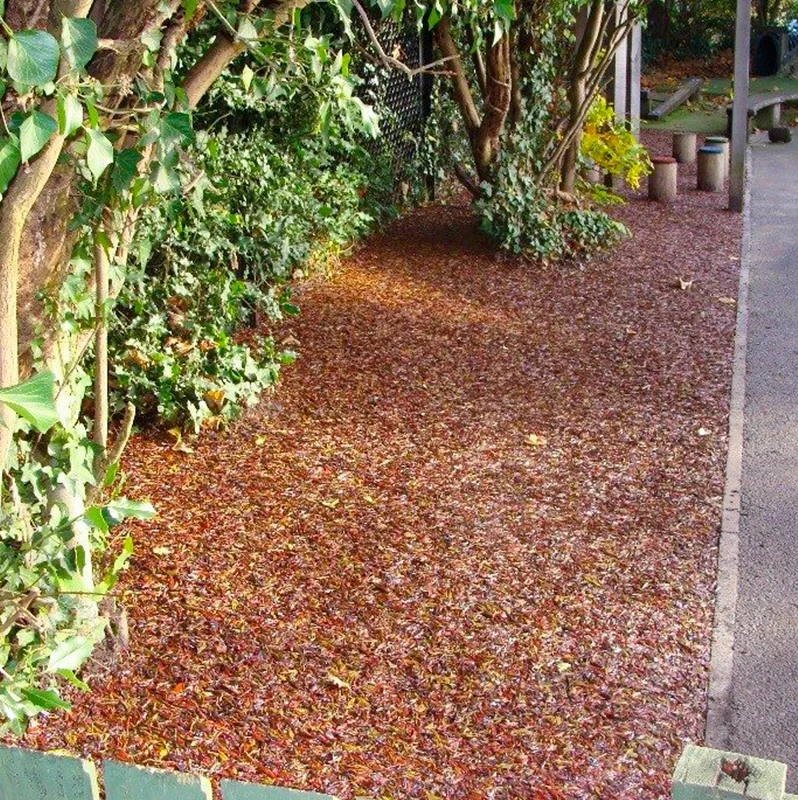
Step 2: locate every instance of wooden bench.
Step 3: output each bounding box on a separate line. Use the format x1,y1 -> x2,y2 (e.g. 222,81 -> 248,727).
726,90 -> 798,137
647,77 -> 704,121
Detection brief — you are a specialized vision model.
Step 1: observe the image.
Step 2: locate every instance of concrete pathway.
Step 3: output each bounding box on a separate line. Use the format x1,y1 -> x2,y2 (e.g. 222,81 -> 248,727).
726,134 -> 798,790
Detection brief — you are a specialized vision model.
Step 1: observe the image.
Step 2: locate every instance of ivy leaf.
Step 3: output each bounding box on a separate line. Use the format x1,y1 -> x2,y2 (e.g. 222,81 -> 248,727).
140,27 -> 162,52
330,0 -> 354,38
20,688 -> 71,711
57,92 -> 83,137
47,636 -> 92,672
181,0 -> 199,20
19,110 -> 57,162
0,370 -> 59,432
160,112 -> 194,145
106,498 -> 156,523
0,38 -> 7,72
7,30 -> 60,86
242,64 -> 254,92
0,137 -> 21,196
111,148 -> 142,193
61,17 -> 97,70
85,127 -> 114,181
150,163 -> 181,194
237,17 -> 258,41
493,0 -> 516,22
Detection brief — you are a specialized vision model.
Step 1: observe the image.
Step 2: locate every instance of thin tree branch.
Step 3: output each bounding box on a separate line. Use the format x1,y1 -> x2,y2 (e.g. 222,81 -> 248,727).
349,0 -> 456,78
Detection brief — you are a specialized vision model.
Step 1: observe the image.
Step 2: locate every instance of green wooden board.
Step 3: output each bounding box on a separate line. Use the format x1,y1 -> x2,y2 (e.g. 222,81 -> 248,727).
103,760 -> 212,800
0,745 -> 99,800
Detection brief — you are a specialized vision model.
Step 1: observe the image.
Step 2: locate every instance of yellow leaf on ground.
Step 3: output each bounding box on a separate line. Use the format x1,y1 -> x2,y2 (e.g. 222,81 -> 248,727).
326,673 -> 351,690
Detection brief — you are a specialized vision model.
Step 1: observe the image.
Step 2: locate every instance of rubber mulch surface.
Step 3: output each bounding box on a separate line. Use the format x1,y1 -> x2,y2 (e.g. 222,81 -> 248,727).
19,132 -> 742,799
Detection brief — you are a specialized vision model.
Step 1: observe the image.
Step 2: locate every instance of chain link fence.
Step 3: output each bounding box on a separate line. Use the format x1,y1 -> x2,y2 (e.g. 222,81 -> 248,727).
355,13 -> 433,175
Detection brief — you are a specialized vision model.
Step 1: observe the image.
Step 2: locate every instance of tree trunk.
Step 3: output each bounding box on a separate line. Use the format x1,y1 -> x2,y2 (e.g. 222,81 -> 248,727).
560,0 -> 604,193
473,35 -> 512,181
560,78 -> 586,193
93,240 -> 109,468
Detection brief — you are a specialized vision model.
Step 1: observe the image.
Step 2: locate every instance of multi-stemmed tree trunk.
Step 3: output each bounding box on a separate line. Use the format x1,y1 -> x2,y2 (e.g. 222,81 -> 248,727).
428,0 -> 643,198
560,0 -> 606,194
433,15 -> 513,195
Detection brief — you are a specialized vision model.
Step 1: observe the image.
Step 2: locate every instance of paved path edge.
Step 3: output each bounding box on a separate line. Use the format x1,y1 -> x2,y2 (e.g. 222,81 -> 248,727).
704,152 -> 752,749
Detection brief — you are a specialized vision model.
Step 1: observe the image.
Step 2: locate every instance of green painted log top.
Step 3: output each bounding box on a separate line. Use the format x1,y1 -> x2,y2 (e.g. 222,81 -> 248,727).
0,744 -> 100,800
103,760 -> 212,800
672,744 -> 787,800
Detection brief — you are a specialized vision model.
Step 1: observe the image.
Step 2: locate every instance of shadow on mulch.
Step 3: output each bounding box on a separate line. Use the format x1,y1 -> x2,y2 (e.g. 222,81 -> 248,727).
18,131 -> 741,800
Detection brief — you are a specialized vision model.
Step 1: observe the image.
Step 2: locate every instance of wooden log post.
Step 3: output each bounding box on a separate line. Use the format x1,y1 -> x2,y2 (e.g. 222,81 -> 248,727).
673,132 -> 698,163
0,746 -> 100,800
613,1 -> 629,127
104,761 -> 212,800
697,145 -> 725,191
756,102 -> 781,128
705,135 -> 730,178
648,155 -> 678,202
672,744 -> 788,799
729,0 -> 752,211
626,23 -> 642,137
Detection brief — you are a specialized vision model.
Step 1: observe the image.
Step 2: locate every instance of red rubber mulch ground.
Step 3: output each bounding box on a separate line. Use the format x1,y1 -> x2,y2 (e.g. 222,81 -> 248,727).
18,132 -> 742,799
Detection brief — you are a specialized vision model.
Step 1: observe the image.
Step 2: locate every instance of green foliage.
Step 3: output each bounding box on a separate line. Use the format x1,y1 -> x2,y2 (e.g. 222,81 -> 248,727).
0,373 -> 150,732
6,29 -> 59,85
476,149 -> 629,263
108,121 -> 393,430
580,97 -> 652,191
645,0 -> 735,60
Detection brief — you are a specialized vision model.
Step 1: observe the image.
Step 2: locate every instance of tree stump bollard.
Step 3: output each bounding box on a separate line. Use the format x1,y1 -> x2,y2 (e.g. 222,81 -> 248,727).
672,132 -> 697,164
756,102 -> 781,129
697,146 -> 724,192
704,135 -> 730,178
582,160 -> 602,184
648,156 -> 678,202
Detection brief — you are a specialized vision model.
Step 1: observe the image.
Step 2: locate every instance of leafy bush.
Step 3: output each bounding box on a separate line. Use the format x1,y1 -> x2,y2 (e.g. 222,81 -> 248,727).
0,372 -> 151,731
580,96 -> 652,190
109,122 -> 395,430
475,147 -> 629,263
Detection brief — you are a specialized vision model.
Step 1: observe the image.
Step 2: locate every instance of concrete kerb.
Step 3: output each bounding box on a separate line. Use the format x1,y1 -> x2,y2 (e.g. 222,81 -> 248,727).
704,142 -> 753,749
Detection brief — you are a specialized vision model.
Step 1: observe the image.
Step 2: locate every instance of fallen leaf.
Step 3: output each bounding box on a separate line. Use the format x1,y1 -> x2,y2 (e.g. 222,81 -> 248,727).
326,673 -> 351,690
167,427 -> 193,454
